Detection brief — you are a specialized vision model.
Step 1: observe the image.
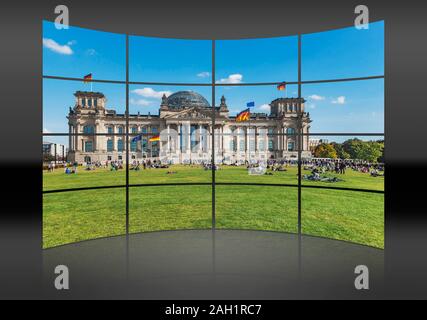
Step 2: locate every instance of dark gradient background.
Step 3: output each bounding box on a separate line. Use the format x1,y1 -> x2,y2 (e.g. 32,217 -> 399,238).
0,0 -> 426,300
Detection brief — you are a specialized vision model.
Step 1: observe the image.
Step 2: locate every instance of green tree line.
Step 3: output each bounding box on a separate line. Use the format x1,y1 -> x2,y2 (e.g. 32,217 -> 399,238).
312,138 -> 384,162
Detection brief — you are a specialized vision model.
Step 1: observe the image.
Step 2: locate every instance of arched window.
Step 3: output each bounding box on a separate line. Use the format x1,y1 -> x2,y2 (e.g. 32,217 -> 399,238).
131,140 -> 137,152
83,125 -> 94,134
118,126 -> 123,135
287,128 -> 296,135
82,98 -> 86,107
107,126 -> 113,134
288,141 -> 295,151
117,139 -> 124,152
88,99 -> 92,107
107,139 -> 113,152
268,139 -> 274,151
259,139 -> 265,151
84,141 -> 93,152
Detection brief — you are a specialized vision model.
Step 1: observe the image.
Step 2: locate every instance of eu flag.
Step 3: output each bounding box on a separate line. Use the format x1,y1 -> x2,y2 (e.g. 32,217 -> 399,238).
246,101 -> 255,108
131,134 -> 142,143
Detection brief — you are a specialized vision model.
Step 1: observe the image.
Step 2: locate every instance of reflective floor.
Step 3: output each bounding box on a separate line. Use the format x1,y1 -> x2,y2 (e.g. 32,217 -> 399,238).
42,230 -> 384,299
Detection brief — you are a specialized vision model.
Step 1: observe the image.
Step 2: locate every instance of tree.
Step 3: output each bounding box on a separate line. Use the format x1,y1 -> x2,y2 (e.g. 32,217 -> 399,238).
331,142 -> 350,159
313,143 -> 337,159
341,138 -> 383,162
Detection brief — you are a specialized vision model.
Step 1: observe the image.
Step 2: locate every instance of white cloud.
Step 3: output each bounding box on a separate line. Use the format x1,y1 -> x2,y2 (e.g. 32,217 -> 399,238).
43,38 -> 73,55
43,128 -> 51,133
216,74 -> 243,84
306,103 -> 316,109
130,98 -> 152,107
197,71 -> 210,78
308,94 -> 325,101
132,87 -> 172,99
332,96 -> 346,104
259,104 -> 270,112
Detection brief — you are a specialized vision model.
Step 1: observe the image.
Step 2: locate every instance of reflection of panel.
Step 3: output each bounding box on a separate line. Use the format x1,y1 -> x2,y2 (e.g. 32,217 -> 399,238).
43,188 -> 126,248
301,188 -> 384,248
216,185 -> 298,234
302,21 -> 384,80
129,185 -> 212,233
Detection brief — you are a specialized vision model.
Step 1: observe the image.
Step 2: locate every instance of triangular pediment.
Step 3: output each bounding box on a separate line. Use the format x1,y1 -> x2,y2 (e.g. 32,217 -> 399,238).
162,107 -> 213,120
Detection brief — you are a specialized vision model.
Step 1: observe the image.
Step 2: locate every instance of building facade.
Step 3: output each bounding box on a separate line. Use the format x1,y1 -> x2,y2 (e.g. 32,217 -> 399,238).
67,90 -> 312,164
43,141 -> 68,159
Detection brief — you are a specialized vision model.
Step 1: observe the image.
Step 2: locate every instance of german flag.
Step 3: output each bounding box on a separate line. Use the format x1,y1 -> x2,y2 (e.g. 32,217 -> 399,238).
277,81 -> 286,91
83,73 -> 93,83
236,108 -> 250,122
149,135 -> 160,142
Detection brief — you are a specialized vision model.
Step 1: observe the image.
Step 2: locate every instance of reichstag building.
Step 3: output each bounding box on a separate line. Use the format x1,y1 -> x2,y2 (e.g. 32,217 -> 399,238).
67,90 -> 312,164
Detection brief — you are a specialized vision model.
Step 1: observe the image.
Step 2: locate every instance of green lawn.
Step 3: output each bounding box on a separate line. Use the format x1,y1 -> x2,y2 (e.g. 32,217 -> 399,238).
43,165 -> 384,249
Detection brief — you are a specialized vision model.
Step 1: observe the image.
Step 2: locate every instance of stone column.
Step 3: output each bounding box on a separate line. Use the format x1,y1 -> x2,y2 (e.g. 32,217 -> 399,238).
75,123 -> 80,151
68,124 -> 72,151
198,124 -> 203,152
112,125 -> 117,151
186,123 -> 191,153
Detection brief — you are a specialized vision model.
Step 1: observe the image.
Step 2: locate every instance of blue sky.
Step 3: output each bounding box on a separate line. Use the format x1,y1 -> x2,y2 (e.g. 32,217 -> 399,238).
43,20 -> 384,145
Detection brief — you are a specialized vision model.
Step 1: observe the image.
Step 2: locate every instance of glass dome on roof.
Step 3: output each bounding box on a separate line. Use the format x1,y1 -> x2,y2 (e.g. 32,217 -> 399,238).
166,91 -> 210,109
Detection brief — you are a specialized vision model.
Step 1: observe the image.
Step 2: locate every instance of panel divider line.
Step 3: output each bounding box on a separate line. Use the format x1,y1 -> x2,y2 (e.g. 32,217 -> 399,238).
297,33 -> 303,289
125,34 -> 130,236
212,39 -> 216,231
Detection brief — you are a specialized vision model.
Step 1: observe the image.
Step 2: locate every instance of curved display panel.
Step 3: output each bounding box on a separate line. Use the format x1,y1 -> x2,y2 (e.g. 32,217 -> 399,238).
43,20 -> 384,249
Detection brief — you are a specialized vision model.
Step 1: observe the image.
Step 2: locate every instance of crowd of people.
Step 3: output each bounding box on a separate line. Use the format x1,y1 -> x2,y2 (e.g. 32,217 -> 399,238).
46,157 -> 384,179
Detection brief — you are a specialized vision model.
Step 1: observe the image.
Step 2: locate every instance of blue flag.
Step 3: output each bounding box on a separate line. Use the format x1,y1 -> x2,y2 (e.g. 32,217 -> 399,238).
246,101 -> 255,108
131,134 -> 142,143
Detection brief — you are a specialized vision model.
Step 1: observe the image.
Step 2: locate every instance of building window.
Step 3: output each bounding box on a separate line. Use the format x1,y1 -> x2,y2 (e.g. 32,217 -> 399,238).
88,99 -> 92,107
131,140 -> 137,152
82,98 -> 86,107
268,139 -> 274,151
229,140 -> 236,151
151,127 -> 158,133
107,156 -> 112,161
131,126 -> 137,134
94,98 -> 97,107
118,155 -> 122,160
117,139 -> 124,152
83,125 -> 94,134
118,126 -> 123,134
107,139 -> 113,152
107,126 -> 113,134
84,141 -> 93,152
249,139 -> 255,152
142,138 -> 147,151
287,128 -> 296,135
288,141 -> 295,151
259,139 -> 265,151
141,127 -> 147,134
239,140 -> 245,151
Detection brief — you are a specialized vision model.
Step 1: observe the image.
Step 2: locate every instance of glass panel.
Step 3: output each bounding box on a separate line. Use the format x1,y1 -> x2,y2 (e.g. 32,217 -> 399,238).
302,21 -> 384,80
216,185 -> 298,234
43,20 -> 126,80
302,78 -> 384,133
43,188 -> 125,248
301,135 -> 384,248
129,36 -> 212,83
129,185 -> 212,233
127,84 -> 213,180
214,84 -> 300,185
216,36 -> 298,83
43,78 -> 126,133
